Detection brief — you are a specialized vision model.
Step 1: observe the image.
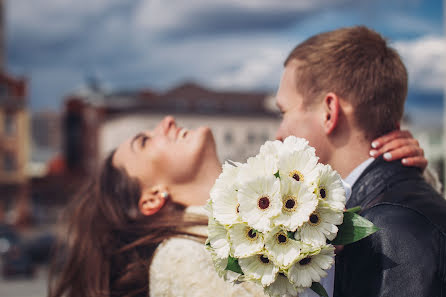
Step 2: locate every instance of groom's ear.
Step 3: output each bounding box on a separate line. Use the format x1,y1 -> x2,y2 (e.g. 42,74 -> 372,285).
322,92 -> 340,135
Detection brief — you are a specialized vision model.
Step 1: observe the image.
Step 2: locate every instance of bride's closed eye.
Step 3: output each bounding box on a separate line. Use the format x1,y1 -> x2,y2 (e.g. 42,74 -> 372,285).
140,135 -> 150,148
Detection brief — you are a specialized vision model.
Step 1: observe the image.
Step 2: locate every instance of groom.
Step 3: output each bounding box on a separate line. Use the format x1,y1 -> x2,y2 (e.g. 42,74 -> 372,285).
274,26 -> 446,297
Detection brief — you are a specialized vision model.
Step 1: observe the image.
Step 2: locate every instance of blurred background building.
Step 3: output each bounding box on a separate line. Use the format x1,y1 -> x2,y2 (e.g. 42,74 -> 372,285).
63,81 -> 280,175
0,69 -> 29,224
0,0 -> 30,228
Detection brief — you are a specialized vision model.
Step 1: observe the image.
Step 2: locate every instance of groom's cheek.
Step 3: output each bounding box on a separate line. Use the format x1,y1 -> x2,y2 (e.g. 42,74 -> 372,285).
275,121 -> 290,141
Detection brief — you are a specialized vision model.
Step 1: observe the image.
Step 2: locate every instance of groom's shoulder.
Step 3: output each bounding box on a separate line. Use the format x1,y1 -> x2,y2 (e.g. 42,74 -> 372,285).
364,179 -> 446,236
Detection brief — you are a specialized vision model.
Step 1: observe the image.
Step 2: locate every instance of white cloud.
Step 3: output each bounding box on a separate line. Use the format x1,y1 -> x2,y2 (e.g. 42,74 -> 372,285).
123,33 -> 295,92
6,0 -> 444,111
385,13 -> 440,35
134,0 -> 351,37
393,35 -> 445,91
8,0 -> 124,38
211,47 -> 286,90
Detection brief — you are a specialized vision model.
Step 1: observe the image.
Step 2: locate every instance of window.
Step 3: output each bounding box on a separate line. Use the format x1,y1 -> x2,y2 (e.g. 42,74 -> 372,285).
0,83 -> 9,97
197,99 -> 216,113
4,112 -> 16,136
247,131 -> 256,144
261,132 -> 270,142
175,100 -> 188,112
3,152 -> 17,172
224,131 -> 233,144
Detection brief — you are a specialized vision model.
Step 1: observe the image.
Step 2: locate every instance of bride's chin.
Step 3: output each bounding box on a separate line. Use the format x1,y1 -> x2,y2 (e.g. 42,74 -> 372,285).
196,127 -> 218,159
197,126 -> 215,144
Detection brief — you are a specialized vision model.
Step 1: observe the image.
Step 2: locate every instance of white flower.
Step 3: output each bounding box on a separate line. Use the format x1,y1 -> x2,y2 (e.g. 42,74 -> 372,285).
238,155 -> 278,183
238,254 -> 279,286
205,244 -> 227,277
212,161 -> 240,191
210,162 -> 244,226
206,247 -> 243,283
288,245 -> 335,288
311,164 -> 346,212
207,215 -> 230,259
300,205 -> 344,246
264,227 -> 301,268
258,140 -> 283,159
203,199 -> 213,217
228,223 -> 264,258
238,175 -> 282,232
211,183 -> 241,226
278,150 -> 319,186
265,273 -> 303,297
274,177 -> 318,231
282,136 -> 316,156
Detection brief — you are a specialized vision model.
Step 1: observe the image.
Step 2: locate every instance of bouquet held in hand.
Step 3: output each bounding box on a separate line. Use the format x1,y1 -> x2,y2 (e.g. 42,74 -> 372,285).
206,136 -> 377,297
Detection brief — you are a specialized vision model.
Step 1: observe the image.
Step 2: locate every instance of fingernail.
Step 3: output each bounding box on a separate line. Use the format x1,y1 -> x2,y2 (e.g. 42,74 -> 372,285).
369,150 -> 377,157
402,158 -> 408,164
383,152 -> 392,160
371,141 -> 379,148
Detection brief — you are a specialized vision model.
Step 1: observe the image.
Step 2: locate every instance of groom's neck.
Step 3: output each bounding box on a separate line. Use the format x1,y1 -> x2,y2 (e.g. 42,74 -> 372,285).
325,134 -> 372,179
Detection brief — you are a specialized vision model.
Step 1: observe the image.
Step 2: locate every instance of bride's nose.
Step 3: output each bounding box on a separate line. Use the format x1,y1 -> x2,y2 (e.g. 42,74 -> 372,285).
161,115 -> 176,133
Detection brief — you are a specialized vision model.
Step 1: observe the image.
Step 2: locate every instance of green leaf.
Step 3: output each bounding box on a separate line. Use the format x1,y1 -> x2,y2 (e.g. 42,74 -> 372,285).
274,171 -> 280,178
346,206 -> 361,213
310,282 -> 329,297
226,256 -> 244,275
331,212 -> 379,245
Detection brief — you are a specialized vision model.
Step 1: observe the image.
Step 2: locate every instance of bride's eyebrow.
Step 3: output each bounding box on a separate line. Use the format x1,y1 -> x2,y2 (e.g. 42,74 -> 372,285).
130,133 -> 145,152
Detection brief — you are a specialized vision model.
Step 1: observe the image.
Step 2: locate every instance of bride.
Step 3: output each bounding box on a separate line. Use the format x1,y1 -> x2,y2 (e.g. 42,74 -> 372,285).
48,116 -> 430,297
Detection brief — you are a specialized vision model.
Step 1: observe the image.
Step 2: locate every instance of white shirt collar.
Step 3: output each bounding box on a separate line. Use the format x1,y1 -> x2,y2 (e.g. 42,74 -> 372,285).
343,157 -> 375,202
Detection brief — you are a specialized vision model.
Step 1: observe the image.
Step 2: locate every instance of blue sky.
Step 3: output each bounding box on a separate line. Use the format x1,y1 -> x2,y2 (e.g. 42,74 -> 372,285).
6,0 -> 444,112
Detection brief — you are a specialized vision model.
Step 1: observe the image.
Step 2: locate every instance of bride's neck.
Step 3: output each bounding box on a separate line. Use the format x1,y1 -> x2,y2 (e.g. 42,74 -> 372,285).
171,160 -> 222,206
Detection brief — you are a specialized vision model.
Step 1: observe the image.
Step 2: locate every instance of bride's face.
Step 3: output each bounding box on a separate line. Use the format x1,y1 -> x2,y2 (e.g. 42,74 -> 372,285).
113,116 -> 219,188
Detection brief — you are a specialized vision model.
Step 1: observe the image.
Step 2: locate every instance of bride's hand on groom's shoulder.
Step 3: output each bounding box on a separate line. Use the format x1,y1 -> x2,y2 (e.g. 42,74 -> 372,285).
368,130 -> 427,170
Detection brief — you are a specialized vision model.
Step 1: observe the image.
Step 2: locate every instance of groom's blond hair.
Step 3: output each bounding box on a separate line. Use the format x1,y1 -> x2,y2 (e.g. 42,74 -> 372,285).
285,26 -> 408,140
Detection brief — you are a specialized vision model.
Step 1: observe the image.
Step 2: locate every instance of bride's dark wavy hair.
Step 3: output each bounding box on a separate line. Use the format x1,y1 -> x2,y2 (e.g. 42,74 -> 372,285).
48,150 -> 208,297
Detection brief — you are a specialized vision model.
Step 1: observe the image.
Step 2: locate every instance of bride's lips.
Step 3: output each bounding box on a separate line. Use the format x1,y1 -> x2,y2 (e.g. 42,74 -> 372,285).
175,127 -> 189,140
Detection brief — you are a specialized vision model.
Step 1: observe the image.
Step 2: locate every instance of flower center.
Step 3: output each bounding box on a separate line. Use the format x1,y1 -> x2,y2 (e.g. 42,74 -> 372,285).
289,170 -> 304,182
286,199 -> 296,209
319,188 -> 326,199
299,257 -> 312,266
259,255 -> 270,264
245,228 -> 258,241
283,195 -> 298,212
308,212 -> 321,226
258,196 -> 270,210
276,232 -> 288,244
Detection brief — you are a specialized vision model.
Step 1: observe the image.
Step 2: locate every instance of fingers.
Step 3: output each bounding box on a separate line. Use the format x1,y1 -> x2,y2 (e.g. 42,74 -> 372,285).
379,146 -> 424,161
369,138 -> 420,159
401,156 -> 428,171
369,129 -> 428,170
371,130 -> 413,149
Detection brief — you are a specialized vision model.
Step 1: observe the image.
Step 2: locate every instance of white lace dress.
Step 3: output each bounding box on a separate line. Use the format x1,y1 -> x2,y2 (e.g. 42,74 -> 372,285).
149,235 -> 268,297
149,206 -> 268,297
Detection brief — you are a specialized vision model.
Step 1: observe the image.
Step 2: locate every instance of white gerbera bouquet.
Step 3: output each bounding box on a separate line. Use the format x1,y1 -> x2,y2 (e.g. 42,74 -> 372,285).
206,136 -> 377,297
